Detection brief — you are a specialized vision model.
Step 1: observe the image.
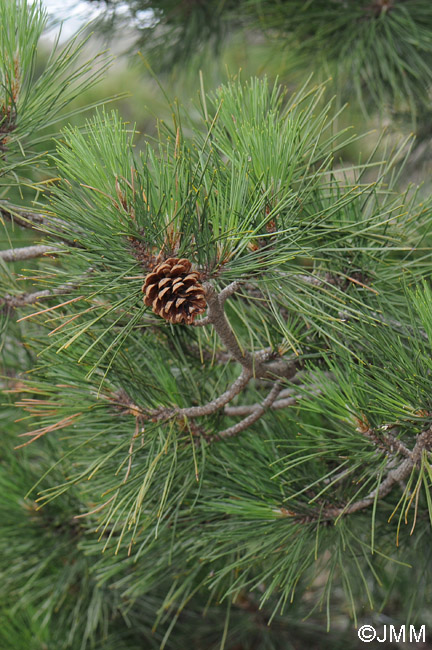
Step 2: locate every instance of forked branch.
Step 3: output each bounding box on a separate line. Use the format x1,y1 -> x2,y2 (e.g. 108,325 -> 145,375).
105,281 -> 302,446
196,282 -> 299,380
141,367 -> 253,421
208,381 -> 283,442
314,426 -> 432,522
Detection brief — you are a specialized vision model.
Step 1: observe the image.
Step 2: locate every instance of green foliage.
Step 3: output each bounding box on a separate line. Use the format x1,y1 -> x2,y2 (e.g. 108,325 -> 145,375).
0,0 -> 110,194
2,2 -> 432,648
256,0 -> 432,119
2,72 -> 432,646
0,0 -> 113,356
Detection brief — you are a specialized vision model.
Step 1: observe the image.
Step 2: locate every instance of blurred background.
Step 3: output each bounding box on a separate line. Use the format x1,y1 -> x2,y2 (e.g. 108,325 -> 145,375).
31,0 -> 416,161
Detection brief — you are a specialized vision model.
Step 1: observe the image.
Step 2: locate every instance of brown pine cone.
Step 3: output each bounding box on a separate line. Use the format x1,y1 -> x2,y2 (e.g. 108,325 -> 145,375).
142,257 -> 206,325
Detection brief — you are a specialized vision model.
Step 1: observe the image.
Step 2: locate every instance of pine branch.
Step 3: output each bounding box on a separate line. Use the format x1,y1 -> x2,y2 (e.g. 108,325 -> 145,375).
113,369 -> 303,440
370,311 -> 429,341
318,426 -> 432,521
0,203 -> 52,230
0,244 -> 61,262
224,386 -> 302,416
0,203 -> 80,246
197,282 -> 299,379
0,277 -> 87,308
1,287 -> 63,308
208,380 -> 283,442
111,280 -> 301,432
147,367 -> 253,420
196,282 -> 255,370
361,426 -> 413,459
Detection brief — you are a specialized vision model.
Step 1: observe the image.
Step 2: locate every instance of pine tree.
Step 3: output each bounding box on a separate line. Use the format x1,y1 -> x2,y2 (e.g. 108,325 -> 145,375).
1,1 -> 432,648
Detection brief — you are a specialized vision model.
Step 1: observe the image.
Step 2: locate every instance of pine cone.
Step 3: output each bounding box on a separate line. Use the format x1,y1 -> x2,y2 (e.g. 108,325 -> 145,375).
142,257 -> 206,325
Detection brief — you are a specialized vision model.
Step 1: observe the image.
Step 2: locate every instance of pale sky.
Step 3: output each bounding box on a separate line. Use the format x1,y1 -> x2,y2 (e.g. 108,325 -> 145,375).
32,0 -> 103,40
30,0 -> 152,45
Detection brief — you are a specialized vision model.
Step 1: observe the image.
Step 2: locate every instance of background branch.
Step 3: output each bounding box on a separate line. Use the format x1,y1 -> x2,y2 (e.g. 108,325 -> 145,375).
1,202 -> 80,246
0,270 -> 92,308
318,427 -> 432,521
0,244 -> 61,262
0,203 -> 51,229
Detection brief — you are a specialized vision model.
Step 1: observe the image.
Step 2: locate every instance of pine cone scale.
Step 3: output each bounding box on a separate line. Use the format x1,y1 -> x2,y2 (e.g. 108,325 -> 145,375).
170,263 -> 188,275
185,285 -> 200,294
145,284 -> 158,300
